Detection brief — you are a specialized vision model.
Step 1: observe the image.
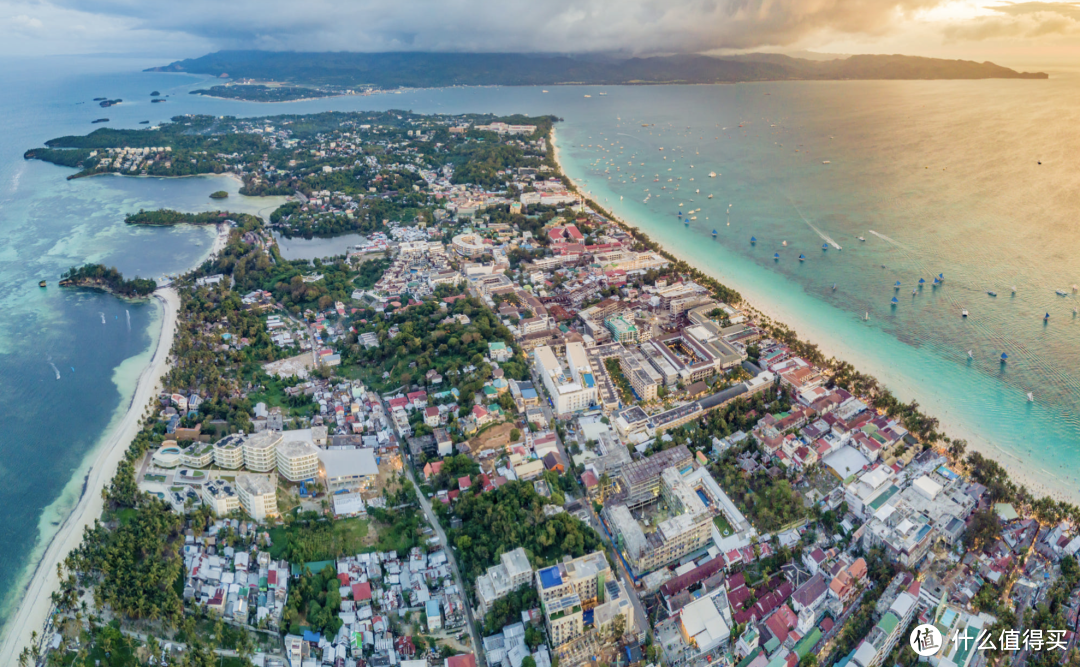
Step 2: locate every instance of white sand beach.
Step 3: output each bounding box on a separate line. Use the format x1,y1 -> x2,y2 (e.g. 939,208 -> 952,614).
0,287 -> 180,664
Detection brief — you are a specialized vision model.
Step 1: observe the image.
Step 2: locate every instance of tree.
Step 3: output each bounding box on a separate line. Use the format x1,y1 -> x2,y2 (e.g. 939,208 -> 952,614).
510,428 -> 521,442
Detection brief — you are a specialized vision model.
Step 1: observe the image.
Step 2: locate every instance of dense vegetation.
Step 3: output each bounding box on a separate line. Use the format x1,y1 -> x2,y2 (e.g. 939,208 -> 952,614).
125,209 -> 245,226
192,84 -> 336,102
60,264 -> 157,297
149,51 -> 1048,90
436,481 -> 604,586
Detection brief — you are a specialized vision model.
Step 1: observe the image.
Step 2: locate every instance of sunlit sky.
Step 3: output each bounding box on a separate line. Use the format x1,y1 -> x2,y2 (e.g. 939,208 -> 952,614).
1,0 -> 1078,69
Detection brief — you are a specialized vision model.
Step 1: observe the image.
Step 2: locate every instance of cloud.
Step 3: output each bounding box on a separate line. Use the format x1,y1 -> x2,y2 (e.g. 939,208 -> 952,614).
43,0 -> 947,54
943,1 -> 1080,41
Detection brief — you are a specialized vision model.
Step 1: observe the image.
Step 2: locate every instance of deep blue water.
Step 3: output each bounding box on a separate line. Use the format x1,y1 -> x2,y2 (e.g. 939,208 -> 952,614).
1,55 -> 1078,635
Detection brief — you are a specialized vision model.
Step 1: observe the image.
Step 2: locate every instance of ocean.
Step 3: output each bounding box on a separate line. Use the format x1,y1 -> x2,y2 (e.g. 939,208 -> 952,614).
0,55 -> 1077,635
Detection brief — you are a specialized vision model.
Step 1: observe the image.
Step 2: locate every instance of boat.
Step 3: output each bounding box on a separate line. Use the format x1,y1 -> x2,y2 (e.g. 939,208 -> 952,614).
799,254 -> 806,261
690,216 -> 697,220
1011,286 -> 1017,294
864,312 -> 869,321
1056,289 -> 1068,296
890,297 -> 899,306
782,240 -> 787,246
708,172 -> 716,178
750,236 -> 756,244
822,243 -> 828,251
1028,392 -> 1034,402
961,308 -> 968,317
708,194 -> 713,199
678,211 -> 682,217
1000,352 -> 1008,363
918,278 -> 926,286
938,273 -> 945,282
858,236 -> 866,242
38,280 -> 46,288
584,94 -> 592,98
987,291 -> 997,297
822,160 -> 831,164
832,283 -> 837,291
912,289 -> 917,296
894,281 -> 901,290
712,230 -> 718,236
1044,312 -> 1051,321
967,350 -> 974,359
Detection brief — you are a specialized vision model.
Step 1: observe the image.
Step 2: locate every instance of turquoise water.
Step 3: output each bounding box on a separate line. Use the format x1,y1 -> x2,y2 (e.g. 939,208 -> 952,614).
2,56 -> 1078,635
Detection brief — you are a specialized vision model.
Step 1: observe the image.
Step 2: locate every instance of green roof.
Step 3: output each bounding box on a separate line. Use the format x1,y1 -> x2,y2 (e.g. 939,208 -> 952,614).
766,657 -> 787,667
995,503 -> 1020,522
877,612 -> 900,636
793,627 -> 822,658
489,341 -> 507,350
867,485 -> 900,511
291,560 -> 335,577
735,648 -> 762,667
763,636 -> 780,653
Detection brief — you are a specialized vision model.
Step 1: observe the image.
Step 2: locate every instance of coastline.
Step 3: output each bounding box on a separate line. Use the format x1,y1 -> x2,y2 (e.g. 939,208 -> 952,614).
549,127 -> 1076,505
0,287 -> 180,665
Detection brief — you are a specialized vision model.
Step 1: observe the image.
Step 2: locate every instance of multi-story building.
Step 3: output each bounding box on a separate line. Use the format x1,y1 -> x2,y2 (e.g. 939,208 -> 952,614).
616,346 -> 663,402
605,315 -> 639,343
534,342 -> 598,415
276,433 -> 320,482
476,548 -> 534,616
180,442 -> 215,468
236,473 -> 278,522
851,586 -> 920,667
243,431 -> 282,472
537,551 -> 612,647
213,434 -> 245,470
616,445 -> 694,509
202,479 -> 240,516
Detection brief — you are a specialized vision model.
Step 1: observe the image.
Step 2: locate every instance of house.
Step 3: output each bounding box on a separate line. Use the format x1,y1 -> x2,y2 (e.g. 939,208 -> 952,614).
489,341 -> 513,362
424,406 -> 441,427
790,573 -> 829,613
542,451 -> 565,473
829,558 -> 868,604
426,599 -> 443,632
423,460 -> 444,480
407,390 -> 428,409
472,405 -> 494,427
446,655 -> 477,667
434,428 -> 453,457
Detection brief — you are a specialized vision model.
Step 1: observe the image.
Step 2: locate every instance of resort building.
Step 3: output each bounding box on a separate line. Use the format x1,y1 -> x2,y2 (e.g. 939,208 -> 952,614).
318,448 -> 380,493
851,586 -> 919,667
235,473 -> 278,522
476,547 -> 534,617
605,315 -> 639,343
536,551 -> 613,647
180,442 -> 215,468
533,342 -> 598,415
202,479 -> 240,516
212,434 -> 245,470
243,431 -> 282,473
276,431 -> 320,482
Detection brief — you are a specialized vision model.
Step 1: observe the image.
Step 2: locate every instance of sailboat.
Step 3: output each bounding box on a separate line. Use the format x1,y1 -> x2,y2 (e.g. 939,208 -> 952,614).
832,283 -> 837,291
967,350 -> 974,359
712,229 -> 718,236
894,281 -> 901,290
1044,312 -> 1051,321
1000,352 -> 1009,364
1027,392 -> 1034,402
750,236 -> 756,245
890,296 -> 899,306
782,240 -> 787,246
799,254 -> 806,262
708,194 -> 713,199
864,312 -> 869,321
822,243 -> 829,251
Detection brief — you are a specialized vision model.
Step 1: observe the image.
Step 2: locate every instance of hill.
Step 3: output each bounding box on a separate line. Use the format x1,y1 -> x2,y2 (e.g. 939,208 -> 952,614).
149,51 -> 1048,92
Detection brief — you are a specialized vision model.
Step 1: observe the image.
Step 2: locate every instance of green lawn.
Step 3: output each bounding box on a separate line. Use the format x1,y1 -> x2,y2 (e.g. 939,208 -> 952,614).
713,513 -> 734,536
267,517 -> 371,561
144,474 -> 166,483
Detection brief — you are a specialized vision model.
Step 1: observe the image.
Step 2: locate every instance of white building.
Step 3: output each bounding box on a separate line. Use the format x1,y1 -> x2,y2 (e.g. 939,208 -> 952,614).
476,547 -> 534,616
318,448 -> 380,493
243,431 -> 282,473
202,479 -> 240,516
236,473 -> 278,522
276,431 -> 320,482
213,434 -> 245,470
533,342 -> 598,415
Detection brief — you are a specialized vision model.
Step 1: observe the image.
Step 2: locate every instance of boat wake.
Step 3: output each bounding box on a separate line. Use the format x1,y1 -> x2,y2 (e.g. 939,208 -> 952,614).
867,229 -> 907,250
49,362 -> 60,380
791,202 -> 842,250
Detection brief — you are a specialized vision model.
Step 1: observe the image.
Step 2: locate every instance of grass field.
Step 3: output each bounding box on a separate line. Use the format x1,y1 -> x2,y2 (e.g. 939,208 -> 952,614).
268,517 -> 371,561
713,513 -> 734,536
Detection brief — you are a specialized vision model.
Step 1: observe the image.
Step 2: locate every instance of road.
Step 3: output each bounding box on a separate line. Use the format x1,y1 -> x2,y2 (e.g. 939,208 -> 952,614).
528,366 -> 650,644
402,461 -> 486,667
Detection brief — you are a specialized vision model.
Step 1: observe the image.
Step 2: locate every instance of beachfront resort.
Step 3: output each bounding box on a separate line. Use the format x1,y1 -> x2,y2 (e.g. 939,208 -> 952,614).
16,108 -> 1080,667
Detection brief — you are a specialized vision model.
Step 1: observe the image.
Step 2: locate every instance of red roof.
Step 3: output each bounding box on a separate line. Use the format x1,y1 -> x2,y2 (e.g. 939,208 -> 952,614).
352,581 -> 372,601
565,224 -> 584,240
447,654 -> 477,667
458,476 -> 472,490
388,397 -> 409,409
338,573 -> 351,586
581,470 -> 599,488
425,406 -> 440,417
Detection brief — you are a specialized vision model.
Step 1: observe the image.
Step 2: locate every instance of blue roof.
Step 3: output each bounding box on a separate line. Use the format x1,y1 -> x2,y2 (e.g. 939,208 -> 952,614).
426,599 -> 441,616
521,388 -> 538,400
539,566 -> 563,589
303,631 -> 321,643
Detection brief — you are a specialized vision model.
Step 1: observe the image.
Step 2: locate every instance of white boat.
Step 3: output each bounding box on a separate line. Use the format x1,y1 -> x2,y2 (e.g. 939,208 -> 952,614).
967,350 -> 974,359
1028,392 -> 1034,402
584,94 -> 592,98
708,172 -> 717,178
822,160 -> 831,164
961,309 -> 968,317
858,236 -> 866,242
708,194 -> 713,199
782,241 -> 787,246
1056,289 -> 1068,296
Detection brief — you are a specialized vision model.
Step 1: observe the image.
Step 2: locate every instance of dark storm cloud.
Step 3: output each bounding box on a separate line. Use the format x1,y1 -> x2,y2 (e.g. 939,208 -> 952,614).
51,0 -> 946,53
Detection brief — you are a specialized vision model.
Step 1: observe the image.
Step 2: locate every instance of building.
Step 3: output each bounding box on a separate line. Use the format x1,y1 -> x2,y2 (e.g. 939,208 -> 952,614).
202,479 -> 240,516
537,551 -> 612,647
213,434 -> 245,469
675,589 -> 732,662
426,599 -> 443,632
318,448 -> 380,493
534,342 -> 598,415
851,587 -> 919,667
180,442 -> 215,468
243,431 -> 282,472
236,473 -> 278,522
476,547 -> 534,616
605,315 -> 639,343
276,431 -> 320,482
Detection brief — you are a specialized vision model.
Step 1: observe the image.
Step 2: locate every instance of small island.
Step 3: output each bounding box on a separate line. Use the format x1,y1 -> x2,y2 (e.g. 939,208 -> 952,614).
150,91 -> 160,96
59,264 -> 156,297
91,118 -> 109,124
98,99 -> 122,108
209,190 -> 228,199
124,209 -> 242,226
151,99 -> 166,104
189,84 -> 337,102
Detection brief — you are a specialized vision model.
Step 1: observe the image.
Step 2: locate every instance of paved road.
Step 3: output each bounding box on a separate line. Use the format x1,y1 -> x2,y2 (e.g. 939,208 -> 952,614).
402,461 -> 486,667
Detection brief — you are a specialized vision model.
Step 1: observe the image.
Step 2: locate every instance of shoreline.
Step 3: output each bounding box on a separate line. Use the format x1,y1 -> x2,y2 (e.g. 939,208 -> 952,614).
549,127 -> 1077,505
0,287 -> 180,665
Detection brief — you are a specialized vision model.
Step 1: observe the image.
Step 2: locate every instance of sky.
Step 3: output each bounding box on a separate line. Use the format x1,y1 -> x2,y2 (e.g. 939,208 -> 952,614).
1,0 -> 1078,68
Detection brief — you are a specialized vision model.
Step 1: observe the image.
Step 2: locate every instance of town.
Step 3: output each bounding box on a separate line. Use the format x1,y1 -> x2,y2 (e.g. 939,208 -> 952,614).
26,110 -> 1080,667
